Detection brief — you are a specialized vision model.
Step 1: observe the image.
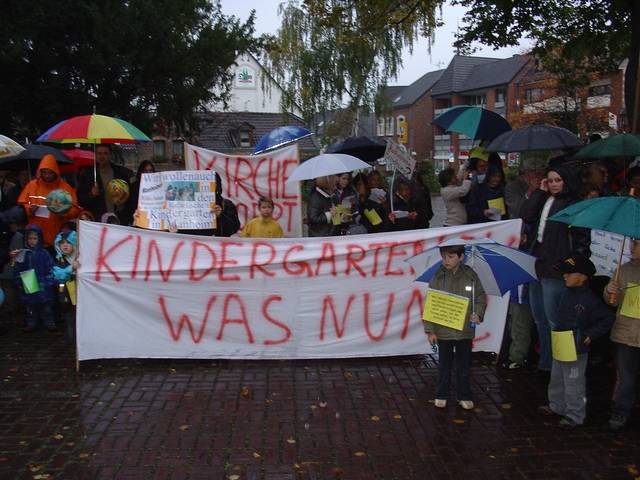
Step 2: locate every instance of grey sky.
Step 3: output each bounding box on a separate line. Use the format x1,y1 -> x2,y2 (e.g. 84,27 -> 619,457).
220,0 -> 532,86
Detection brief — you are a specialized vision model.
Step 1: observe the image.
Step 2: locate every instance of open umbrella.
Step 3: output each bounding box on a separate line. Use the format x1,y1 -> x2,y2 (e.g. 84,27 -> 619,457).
406,238 -> 537,297
487,124 -> 583,153
573,133 -> 640,159
36,114 -> 151,144
0,144 -> 73,171
0,134 -> 25,159
59,149 -> 95,173
432,105 -> 512,141
325,136 -> 387,162
252,126 -> 313,155
285,153 -> 371,183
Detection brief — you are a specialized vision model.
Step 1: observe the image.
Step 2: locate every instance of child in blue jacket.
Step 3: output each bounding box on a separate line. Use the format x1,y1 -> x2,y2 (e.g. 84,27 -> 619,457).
538,255 -> 614,429
12,224 -> 55,331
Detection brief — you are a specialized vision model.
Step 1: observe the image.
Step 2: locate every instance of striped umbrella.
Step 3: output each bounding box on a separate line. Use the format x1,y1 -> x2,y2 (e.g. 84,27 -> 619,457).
36,114 -> 150,144
0,134 -> 25,159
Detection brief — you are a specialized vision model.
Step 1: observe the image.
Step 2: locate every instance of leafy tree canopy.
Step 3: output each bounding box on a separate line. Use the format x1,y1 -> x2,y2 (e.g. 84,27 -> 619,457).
0,0 -> 258,140
453,0 -> 639,130
262,0 -> 443,128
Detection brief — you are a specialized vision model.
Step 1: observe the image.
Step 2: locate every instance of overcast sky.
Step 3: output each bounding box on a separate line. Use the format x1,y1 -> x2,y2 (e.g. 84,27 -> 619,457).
220,0 -> 533,86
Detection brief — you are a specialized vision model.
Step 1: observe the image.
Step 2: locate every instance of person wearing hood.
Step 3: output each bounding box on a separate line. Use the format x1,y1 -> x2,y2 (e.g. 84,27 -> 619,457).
466,164 -> 507,223
17,154 -> 79,247
53,230 -> 78,340
12,224 -> 55,332
520,165 -> 591,374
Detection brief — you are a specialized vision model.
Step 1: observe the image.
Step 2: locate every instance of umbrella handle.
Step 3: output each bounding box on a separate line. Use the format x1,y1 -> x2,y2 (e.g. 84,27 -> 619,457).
609,236 -> 626,304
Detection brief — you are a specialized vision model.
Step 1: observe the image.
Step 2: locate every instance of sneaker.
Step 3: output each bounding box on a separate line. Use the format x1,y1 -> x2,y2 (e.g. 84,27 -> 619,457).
507,362 -> 522,370
434,399 -> 447,408
609,414 -> 627,432
458,400 -> 474,410
558,417 -> 579,429
538,405 -> 559,417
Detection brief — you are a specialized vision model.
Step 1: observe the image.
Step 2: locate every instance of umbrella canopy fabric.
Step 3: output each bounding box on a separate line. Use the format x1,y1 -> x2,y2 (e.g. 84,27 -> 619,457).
252,126 -> 313,155
573,133 -> 640,159
0,134 -> 25,159
432,105 -> 512,141
486,124 -> 583,153
406,238 -> 537,296
59,149 -> 95,173
36,114 -> 151,144
325,136 -> 387,162
0,144 -> 73,170
285,153 -> 371,183
549,196 -> 640,239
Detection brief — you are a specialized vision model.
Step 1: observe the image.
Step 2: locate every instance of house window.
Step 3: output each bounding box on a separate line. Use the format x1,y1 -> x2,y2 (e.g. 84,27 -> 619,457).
153,140 -> 165,160
376,117 -> 385,136
385,117 -> 394,136
469,95 -> 486,106
524,88 -> 544,103
239,129 -> 251,147
588,84 -> 612,97
172,140 -> 184,160
495,89 -> 506,104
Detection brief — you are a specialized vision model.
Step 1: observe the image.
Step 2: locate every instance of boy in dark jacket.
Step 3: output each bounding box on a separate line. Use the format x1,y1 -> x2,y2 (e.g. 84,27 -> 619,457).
538,256 -> 614,429
12,224 -> 55,332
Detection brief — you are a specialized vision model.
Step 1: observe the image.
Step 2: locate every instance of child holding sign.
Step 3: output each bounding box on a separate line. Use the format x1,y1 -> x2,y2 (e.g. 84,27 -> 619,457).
538,256 -> 614,429
424,245 -> 486,410
605,238 -> 640,431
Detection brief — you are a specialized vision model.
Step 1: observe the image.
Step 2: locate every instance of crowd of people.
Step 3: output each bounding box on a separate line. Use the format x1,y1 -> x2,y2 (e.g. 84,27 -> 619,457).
1,143 -> 639,433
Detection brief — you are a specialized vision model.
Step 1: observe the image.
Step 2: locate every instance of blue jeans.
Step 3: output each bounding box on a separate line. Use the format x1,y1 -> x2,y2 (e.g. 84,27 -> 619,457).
612,343 -> 640,419
436,339 -> 473,401
529,278 -> 566,371
25,301 -> 55,329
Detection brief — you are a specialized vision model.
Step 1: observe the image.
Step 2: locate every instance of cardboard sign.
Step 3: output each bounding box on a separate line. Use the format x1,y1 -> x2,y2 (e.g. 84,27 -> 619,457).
384,140 -> 416,179
620,283 -> 640,319
20,269 -> 41,294
487,197 -> 506,215
551,330 -> 577,362
422,288 -> 470,331
363,208 -> 383,226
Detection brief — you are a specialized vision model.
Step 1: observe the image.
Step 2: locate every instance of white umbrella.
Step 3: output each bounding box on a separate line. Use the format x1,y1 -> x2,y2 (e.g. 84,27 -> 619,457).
0,134 -> 25,159
285,153 -> 372,182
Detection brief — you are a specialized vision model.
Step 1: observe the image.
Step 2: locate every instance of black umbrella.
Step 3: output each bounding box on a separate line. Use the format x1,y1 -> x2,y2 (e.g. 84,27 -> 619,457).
486,124 -> 583,153
325,136 -> 387,163
0,144 -> 73,171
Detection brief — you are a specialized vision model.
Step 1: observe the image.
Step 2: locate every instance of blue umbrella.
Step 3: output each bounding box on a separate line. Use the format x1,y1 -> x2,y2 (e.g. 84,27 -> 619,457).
406,238 -> 537,297
432,105 -> 512,141
252,126 -> 313,155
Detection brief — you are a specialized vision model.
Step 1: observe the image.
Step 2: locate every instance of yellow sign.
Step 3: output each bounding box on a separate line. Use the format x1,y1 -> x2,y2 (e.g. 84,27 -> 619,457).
398,119 -> 408,144
363,208 -> 383,226
422,288 -> 470,331
551,330 -> 577,362
66,280 -> 77,306
620,283 -> 640,319
332,205 -> 351,225
487,197 -> 506,215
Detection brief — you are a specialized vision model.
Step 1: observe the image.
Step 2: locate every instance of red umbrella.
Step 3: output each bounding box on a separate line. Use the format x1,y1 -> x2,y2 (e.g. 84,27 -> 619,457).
59,149 -> 95,173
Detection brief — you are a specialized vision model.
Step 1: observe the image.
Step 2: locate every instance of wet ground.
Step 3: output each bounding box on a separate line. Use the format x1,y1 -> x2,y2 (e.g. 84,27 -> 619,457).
1,319 -> 639,480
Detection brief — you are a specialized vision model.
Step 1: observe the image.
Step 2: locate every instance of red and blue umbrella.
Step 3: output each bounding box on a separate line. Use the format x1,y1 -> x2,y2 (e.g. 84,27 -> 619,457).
253,126 -> 312,155
432,106 -> 511,141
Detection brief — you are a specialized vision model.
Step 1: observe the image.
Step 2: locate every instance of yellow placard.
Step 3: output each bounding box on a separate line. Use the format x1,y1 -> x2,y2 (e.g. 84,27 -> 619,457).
487,197 -> 506,215
363,208 -> 383,226
620,282 -> 640,319
66,280 -> 77,306
422,289 -> 470,331
551,330 -> 577,362
332,205 -> 351,225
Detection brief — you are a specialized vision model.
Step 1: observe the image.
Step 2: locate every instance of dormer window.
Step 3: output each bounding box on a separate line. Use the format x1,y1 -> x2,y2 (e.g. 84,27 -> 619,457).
229,123 -> 255,148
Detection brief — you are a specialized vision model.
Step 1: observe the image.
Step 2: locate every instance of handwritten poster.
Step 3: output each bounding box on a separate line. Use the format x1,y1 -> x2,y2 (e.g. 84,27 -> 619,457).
620,283 -> 640,319
422,289 -> 470,331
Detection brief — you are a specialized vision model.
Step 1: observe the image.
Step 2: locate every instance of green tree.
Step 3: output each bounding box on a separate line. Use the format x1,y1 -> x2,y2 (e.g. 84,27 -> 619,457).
0,0 -> 258,140
262,0 -> 443,130
453,0 -> 639,132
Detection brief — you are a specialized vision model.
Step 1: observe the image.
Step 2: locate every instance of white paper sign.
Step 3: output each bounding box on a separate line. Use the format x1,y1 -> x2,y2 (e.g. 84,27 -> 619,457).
76,220 -> 523,361
385,140 -> 416,179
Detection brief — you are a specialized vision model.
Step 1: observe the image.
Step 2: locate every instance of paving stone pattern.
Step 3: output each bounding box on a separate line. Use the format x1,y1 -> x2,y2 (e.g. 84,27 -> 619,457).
1,326 -> 639,480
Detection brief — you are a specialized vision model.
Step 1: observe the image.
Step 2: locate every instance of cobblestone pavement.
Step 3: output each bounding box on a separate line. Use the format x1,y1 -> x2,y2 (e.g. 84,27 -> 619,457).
1,323 -> 639,480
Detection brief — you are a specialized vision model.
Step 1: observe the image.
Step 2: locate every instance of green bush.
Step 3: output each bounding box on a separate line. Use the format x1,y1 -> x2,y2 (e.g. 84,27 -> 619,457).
417,160 -> 440,193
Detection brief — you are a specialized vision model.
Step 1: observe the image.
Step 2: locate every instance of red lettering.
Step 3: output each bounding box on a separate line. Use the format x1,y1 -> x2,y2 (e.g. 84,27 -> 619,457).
369,242 -> 392,277
282,244 -> 312,277
319,294 -> 356,339
384,242 -> 409,276
144,240 -> 185,282
130,234 -> 141,279
262,295 -> 291,345
216,294 -> 254,343
282,159 -> 299,199
95,227 -> 134,282
219,241 -> 242,281
250,241 -> 277,279
159,294 -> 215,343
402,288 -> 424,339
232,158 -> 257,200
193,149 -> 217,170
472,332 -> 490,347
363,292 -> 393,341
189,241 -> 217,281
345,244 -> 367,277
315,242 -> 338,277
282,201 -> 298,232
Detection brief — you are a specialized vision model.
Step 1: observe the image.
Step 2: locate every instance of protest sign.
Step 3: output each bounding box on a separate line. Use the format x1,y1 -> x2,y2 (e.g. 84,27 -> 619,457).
422,289 -> 469,331
185,144 -> 302,237
384,140 -> 416,179
620,283 -> 640,319
551,330 -> 577,362
135,170 -> 217,230
76,219 -> 522,361
590,230 -> 630,277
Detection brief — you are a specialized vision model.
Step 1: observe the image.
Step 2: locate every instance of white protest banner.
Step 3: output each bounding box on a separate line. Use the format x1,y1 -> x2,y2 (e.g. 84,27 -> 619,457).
77,219 -> 522,361
385,140 -> 416,179
135,170 -> 217,230
185,143 -> 302,237
590,229 -> 630,277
